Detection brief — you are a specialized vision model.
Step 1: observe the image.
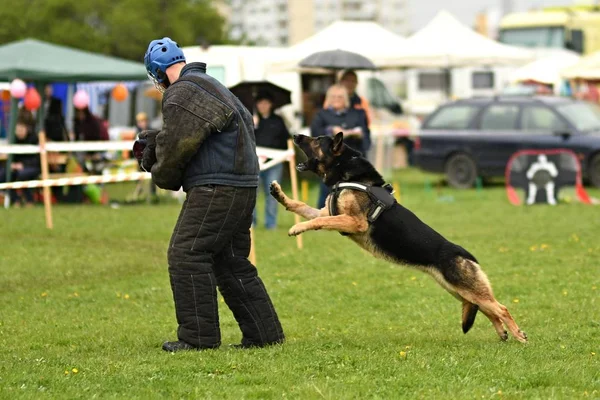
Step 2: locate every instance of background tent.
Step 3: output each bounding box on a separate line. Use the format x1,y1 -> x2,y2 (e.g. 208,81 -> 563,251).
0,39 -> 147,82
0,38 -> 147,181
389,10 -> 533,68
268,21 -> 407,72
561,50 -> 600,80
511,49 -> 580,90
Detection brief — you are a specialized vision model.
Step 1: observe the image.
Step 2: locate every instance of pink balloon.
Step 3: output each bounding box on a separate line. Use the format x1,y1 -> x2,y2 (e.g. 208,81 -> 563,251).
10,79 -> 27,98
73,90 -> 90,110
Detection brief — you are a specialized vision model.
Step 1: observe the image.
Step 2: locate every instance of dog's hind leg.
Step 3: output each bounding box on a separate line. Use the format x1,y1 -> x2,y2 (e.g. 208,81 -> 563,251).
270,181 -> 325,220
476,300 -> 527,343
451,258 -> 527,343
474,306 -> 508,341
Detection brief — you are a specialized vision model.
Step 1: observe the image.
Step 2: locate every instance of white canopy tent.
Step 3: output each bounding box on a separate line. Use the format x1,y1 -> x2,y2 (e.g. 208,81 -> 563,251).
511,49 -> 580,87
561,50 -> 600,80
389,10 -> 533,68
268,21 -> 407,72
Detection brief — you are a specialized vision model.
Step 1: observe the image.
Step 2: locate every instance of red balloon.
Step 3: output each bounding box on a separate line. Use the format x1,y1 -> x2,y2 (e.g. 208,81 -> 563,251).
24,87 -> 42,111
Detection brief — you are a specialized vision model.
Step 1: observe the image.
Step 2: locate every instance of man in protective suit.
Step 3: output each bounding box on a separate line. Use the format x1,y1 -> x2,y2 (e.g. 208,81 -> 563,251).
140,37 -> 285,352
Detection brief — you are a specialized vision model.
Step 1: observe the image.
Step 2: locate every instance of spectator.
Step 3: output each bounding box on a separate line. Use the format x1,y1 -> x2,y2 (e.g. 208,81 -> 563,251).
311,84 -> 369,208
0,118 -> 41,207
135,112 -> 149,135
73,106 -> 106,174
44,85 -> 68,142
73,106 -> 102,141
339,70 -> 373,126
17,108 -> 36,135
252,90 -> 290,230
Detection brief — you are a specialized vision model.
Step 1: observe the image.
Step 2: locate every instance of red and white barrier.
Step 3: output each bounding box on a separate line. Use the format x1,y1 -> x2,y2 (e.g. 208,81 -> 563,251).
0,148 -> 293,191
0,172 -> 151,190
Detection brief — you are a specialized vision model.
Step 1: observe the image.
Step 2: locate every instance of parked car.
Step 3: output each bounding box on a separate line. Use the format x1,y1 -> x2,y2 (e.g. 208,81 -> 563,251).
414,96 -> 600,188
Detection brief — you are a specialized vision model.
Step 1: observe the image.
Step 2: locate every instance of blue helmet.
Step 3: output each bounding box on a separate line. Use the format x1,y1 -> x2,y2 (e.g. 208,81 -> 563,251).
144,37 -> 186,84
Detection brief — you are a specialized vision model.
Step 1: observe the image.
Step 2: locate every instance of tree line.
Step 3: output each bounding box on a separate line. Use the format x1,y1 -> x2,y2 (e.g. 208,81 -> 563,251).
0,0 -> 230,61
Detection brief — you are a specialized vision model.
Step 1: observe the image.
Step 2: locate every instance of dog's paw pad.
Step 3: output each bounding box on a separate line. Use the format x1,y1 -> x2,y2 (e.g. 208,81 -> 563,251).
520,331 -> 528,341
270,182 -> 284,199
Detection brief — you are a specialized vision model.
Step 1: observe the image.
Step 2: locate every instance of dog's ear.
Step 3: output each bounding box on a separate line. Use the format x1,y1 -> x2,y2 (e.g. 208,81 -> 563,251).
332,131 -> 344,155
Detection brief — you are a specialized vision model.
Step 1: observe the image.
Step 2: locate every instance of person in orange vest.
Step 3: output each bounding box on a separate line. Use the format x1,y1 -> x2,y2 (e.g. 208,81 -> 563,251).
339,70 -> 373,127
323,70 -> 372,151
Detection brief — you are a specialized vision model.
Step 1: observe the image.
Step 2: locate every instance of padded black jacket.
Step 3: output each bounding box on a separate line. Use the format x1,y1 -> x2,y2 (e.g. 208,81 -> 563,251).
151,62 -> 259,191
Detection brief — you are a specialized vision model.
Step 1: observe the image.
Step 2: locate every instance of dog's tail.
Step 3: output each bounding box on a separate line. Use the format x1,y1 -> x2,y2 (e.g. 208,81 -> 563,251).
462,301 -> 479,334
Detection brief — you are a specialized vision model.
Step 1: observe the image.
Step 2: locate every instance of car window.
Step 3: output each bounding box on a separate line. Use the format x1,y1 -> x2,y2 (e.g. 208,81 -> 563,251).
521,106 -> 568,132
425,105 -> 480,129
480,105 -> 519,130
557,102 -> 600,132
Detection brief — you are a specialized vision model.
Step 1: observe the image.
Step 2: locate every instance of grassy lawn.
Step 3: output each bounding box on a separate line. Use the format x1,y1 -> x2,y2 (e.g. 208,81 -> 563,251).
1,169 -> 599,399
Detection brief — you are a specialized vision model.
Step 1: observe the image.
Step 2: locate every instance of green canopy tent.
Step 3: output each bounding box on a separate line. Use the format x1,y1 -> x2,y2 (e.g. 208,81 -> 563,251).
0,38 -> 147,82
0,38 -> 147,185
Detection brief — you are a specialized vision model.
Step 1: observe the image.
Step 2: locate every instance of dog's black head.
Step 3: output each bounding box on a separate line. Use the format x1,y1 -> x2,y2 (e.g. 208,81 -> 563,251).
293,132 -> 380,186
294,132 -> 345,175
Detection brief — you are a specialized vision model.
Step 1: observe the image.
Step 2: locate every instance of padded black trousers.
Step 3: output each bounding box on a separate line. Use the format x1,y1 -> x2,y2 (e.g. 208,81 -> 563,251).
167,185 -> 284,348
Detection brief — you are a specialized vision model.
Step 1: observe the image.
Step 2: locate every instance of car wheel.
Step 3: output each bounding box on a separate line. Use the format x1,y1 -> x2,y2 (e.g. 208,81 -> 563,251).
589,153 -> 600,188
445,153 -> 477,189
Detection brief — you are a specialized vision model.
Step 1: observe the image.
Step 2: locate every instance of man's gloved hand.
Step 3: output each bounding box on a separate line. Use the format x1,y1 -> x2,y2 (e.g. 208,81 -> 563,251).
138,129 -> 159,172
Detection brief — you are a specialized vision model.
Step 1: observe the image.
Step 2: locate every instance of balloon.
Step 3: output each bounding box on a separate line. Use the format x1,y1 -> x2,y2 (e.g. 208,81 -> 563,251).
23,87 -> 42,111
10,79 -> 27,98
1,90 -> 10,102
112,83 -> 128,102
73,90 -> 90,110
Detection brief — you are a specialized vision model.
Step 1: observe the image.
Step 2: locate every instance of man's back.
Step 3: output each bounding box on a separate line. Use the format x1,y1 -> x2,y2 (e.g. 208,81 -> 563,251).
154,62 -> 259,191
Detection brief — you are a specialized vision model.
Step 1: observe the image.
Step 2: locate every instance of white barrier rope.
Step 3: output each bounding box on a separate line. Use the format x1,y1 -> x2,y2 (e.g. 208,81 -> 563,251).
0,143 -> 295,190
0,172 -> 151,190
257,146 -> 295,172
0,140 -> 136,154
1,142 -> 297,156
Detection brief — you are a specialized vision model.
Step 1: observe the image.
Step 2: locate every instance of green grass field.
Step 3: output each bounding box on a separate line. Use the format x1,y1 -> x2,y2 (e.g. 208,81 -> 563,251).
1,169 -> 599,399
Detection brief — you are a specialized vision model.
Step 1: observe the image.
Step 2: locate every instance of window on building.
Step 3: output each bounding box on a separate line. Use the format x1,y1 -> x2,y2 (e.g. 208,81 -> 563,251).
472,72 -> 495,89
418,72 -> 450,91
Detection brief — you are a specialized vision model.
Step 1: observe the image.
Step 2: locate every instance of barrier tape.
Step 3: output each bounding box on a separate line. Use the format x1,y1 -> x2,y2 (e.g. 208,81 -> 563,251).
0,141 -> 136,154
0,172 -> 151,190
0,145 -> 295,190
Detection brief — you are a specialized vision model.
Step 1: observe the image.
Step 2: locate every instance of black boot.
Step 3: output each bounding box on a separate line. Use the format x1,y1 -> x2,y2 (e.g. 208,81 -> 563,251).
162,340 -> 197,352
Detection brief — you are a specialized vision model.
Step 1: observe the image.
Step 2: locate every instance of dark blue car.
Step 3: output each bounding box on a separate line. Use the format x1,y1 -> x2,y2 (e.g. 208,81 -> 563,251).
414,96 -> 600,188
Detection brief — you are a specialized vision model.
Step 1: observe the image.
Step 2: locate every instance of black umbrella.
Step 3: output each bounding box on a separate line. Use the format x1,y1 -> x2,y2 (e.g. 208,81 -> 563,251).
229,81 -> 292,112
299,49 -> 376,71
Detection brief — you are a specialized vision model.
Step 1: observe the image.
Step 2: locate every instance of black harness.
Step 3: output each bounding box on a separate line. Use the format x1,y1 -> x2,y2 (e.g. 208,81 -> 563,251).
328,182 -> 397,223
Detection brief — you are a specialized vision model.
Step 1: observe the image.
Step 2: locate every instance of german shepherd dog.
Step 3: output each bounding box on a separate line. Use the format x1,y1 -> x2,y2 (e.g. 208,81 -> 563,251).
270,133 -> 528,343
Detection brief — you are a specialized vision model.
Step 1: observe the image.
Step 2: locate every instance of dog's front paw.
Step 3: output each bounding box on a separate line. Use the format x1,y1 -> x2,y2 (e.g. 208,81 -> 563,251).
270,181 -> 285,203
288,224 -> 304,237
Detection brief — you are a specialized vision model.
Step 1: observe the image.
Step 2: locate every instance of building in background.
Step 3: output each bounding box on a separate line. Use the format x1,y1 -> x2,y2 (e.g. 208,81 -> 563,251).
227,0 -> 409,46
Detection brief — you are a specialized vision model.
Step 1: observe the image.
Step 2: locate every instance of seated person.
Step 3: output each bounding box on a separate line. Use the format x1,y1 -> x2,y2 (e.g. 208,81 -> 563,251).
0,118 -> 41,207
